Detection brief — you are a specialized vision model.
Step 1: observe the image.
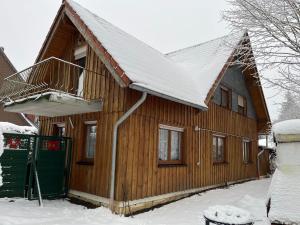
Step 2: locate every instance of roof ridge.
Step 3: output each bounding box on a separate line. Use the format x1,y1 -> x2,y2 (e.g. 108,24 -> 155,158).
67,0 -> 170,60
165,34 -> 230,56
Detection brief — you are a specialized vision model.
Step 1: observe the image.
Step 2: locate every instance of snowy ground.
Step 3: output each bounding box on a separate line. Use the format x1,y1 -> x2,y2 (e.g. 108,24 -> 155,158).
0,179 -> 271,225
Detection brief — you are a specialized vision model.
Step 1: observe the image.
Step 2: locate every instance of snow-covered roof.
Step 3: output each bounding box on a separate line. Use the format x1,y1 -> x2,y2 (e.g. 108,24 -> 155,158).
273,119 -> 300,142
166,34 -> 242,105
66,0 -> 244,109
273,119 -> 300,135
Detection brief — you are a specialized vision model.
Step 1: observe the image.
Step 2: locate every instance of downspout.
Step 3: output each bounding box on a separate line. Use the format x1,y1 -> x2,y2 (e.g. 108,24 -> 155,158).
257,148 -> 266,179
109,92 -> 147,211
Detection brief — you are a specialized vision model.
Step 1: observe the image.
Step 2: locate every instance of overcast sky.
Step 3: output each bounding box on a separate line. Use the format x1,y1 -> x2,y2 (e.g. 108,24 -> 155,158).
0,0 -> 280,120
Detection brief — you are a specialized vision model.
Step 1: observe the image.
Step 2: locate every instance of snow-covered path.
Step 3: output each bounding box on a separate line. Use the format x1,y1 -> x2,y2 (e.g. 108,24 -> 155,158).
0,179 -> 271,225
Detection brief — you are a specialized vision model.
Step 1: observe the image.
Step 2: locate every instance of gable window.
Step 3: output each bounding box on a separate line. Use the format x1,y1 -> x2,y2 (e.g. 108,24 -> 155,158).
242,139 -> 251,163
158,124 -> 183,165
53,123 -> 65,137
84,121 -> 97,159
213,135 -> 226,163
220,86 -> 231,109
238,95 -> 247,115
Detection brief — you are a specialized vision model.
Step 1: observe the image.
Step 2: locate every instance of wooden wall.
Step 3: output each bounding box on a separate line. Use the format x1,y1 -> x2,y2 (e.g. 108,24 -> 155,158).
114,93 -> 261,201
38,26 -> 268,201
39,46 -> 128,198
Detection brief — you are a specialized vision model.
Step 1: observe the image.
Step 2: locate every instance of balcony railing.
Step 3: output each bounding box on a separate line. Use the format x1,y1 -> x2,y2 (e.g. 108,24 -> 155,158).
0,57 -> 104,103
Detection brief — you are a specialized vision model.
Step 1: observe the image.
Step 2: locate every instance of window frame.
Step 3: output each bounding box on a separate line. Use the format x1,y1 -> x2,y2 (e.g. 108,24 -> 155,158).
158,124 -> 184,166
52,123 -> 65,137
220,86 -> 231,109
82,121 -> 97,163
242,139 -> 252,164
212,134 -> 226,164
237,95 -> 247,116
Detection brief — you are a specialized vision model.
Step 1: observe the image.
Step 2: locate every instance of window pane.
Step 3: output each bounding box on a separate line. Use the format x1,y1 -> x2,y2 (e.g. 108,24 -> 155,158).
221,89 -> 228,107
171,131 -> 181,160
86,125 -> 97,158
238,95 -> 244,107
159,129 -> 168,160
218,137 -> 224,161
213,137 -> 217,162
243,141 -> 250,163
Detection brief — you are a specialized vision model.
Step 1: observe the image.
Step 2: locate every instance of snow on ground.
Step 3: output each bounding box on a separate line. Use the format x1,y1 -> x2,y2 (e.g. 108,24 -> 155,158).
0,179 -> 271,225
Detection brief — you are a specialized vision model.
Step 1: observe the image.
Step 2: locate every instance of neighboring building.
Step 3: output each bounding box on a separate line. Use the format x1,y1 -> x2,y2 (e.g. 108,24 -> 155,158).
0,0 -> 270,214
0,47 -> 32,126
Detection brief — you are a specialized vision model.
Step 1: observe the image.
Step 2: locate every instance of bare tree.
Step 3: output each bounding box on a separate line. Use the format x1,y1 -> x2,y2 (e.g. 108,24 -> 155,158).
224,0 -> 300,94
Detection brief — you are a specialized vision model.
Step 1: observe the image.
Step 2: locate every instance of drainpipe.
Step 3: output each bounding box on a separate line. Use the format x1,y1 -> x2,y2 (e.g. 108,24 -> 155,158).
257,148 -> 265,179
109,92 -> 147,211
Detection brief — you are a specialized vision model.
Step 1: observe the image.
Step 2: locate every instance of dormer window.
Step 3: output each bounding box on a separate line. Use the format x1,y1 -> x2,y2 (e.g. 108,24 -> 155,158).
220,86 -> 231,109
238,95 -> 247,115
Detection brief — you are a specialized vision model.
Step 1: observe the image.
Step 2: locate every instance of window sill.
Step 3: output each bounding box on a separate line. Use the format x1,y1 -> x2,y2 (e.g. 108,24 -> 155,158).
158,163 -> 187,168
76,160 -> 94,166
243,161 -> 253,165
213,161 -> 228,166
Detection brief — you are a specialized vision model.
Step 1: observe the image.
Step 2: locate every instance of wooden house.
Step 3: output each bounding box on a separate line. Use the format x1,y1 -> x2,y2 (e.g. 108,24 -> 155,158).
0,47 -> 33,126
0,0 -> 270,214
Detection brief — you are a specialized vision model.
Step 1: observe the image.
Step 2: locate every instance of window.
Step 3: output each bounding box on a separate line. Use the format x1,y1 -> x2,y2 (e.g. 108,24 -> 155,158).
220,86 -> 231,109
242,139 -> 251,163
84,122 -> 97,159
238,95 -> 247,115
74,45 -> 87,97
53,123 -> 65,137
213,135 -> 226,163
158,124 -> 183,165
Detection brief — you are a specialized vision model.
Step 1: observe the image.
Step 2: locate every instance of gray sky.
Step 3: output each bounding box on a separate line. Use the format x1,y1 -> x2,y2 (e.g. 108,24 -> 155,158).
0,0 -> 280,120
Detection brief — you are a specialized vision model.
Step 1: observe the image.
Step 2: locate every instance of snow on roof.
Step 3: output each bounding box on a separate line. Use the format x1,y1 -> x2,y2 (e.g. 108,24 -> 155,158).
273,119 -> 300,142
0,122 -> 37,135
166,34 -> 242,104
67,0 -> 243,109
273,119 -> 300,135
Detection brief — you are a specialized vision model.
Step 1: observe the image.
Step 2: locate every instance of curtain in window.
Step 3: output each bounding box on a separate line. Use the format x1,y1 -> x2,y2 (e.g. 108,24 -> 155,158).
171,131 -> 181,160
86,125 -> 96,158
159,129 -> 168,160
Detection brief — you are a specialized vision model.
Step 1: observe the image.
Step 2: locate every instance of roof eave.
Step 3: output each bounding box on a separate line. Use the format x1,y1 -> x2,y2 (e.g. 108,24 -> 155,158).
130,83 -> 208,111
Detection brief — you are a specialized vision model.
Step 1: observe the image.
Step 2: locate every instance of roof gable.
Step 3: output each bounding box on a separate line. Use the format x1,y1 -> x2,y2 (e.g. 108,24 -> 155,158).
65,0 -> 209,109
35,0 -> 269,123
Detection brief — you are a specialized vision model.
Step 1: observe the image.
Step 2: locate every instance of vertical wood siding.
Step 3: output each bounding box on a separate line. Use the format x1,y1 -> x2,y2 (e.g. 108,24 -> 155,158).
39,45 -> 268,201
115,93 -> 261,201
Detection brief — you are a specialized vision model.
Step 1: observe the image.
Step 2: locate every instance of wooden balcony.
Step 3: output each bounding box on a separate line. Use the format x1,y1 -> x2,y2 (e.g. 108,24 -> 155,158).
0,57 -> 103,117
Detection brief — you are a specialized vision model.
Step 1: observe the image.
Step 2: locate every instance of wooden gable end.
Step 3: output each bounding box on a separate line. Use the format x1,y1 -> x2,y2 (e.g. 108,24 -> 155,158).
204,39 -> 270,133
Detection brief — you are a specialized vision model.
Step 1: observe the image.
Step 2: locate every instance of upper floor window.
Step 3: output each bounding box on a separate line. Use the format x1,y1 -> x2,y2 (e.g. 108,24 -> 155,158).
158,124 -> 183,165
238,95 -> 247,115
220,86 -> 231,109
213,135 -> 226,163
242,139 -> 251,163
84,121 -> 97,160
53,123 -> 65,137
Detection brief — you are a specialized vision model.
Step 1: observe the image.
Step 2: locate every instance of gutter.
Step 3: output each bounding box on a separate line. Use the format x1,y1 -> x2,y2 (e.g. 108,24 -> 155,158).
109,92 -> 147,211
130,84 -> 208,111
